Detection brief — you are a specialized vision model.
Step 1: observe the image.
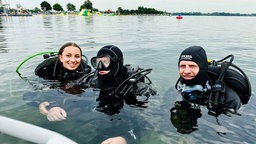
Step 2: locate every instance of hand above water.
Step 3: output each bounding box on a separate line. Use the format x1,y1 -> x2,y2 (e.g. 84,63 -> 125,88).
101,136 -> 127,144
39,101 -> 67,122
39,101 -> 50,115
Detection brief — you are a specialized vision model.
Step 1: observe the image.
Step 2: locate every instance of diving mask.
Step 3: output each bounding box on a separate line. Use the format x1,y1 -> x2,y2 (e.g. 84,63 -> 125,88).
91,55 -> 111,69
181,85 -> 205,101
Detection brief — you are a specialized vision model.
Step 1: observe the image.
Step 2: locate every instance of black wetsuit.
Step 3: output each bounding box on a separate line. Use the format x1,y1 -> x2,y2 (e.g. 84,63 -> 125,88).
88,64 -> 157,115
89,64 -> 157,98
34,56 -> 91,81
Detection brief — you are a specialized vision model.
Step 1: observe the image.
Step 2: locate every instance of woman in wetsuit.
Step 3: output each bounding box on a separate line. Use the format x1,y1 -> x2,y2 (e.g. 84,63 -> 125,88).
37,42 -> 92,121
35,42 -> 91,81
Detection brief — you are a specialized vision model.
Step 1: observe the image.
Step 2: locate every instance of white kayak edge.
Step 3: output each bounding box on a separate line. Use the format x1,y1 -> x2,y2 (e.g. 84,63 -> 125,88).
0,115 -> 78,144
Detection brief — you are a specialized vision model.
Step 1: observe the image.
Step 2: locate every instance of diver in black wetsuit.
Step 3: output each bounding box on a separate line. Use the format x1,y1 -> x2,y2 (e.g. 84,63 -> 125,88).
175,46 -> 251,116
170,46 -> 251,134
88,45 -> 157,114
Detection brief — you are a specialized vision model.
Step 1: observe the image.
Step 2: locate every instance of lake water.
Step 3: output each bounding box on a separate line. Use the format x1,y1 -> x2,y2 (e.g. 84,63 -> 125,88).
0,15 -> 255,144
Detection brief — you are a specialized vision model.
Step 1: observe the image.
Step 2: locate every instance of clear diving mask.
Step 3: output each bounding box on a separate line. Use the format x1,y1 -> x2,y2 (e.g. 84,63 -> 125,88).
181,85 -> 205,101
91,55 -> 111,69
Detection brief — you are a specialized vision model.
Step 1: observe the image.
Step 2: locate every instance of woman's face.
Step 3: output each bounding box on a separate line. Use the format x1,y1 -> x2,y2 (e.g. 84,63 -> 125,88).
179,61 -> 199,80
59,46 -> 82,70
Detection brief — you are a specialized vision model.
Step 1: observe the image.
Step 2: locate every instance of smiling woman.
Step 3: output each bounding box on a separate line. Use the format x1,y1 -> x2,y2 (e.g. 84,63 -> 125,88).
58,43 -> 82,71
35,42 -> 91,81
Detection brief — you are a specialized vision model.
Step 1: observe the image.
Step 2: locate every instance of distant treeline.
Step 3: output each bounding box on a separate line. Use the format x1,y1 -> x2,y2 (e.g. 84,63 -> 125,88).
118,7 -> 256,16
117,6 -> 165,15
2,0 -> 255,17
116,6 -> 256,16
171,12 -> 256,16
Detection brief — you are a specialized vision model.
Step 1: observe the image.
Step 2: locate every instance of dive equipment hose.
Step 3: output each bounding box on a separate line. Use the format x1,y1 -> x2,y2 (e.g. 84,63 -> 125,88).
16,51 -> 58,75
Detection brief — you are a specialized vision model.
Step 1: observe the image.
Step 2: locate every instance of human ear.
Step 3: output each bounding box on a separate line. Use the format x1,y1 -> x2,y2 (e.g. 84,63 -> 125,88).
58,54 -> 63,62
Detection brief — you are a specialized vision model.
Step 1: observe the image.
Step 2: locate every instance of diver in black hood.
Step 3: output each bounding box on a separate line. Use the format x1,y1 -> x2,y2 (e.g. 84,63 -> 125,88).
91,45 -> 126,91
89,45 -> 157,114
175,46 -> 251,116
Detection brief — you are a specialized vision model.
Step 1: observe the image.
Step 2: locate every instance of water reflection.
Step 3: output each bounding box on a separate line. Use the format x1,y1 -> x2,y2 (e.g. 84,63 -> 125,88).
165,85 -> 248,142
169,99 -> 246,138
0,17 -> 7,53
170,101 -> 202,134
22,75 -> 150,117
96,93 -> 124,115
42,15 -> 53,29
96,90 -> 149,116
83,16 -> 94,26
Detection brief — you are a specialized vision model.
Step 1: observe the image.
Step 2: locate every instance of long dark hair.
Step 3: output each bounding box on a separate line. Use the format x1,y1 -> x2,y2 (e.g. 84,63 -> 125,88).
58,42 -> 82,56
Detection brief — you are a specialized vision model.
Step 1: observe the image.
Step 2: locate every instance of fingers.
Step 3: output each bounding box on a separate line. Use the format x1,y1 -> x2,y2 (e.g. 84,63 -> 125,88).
39,101 -> 50,115
101,137 -> 127,144
47,107 -> 67,122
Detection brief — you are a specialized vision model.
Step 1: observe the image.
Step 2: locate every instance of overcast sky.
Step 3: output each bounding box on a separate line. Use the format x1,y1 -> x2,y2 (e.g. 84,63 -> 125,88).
6,0 -> 256,14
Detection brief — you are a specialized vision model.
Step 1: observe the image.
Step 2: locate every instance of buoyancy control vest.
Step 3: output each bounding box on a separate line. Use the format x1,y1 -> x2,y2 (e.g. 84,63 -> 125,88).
207,55 -> 251,105
111,64 -> 156,97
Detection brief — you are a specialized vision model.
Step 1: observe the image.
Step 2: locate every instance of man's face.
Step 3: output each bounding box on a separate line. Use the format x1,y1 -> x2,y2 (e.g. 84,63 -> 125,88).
179,61 -> 199,80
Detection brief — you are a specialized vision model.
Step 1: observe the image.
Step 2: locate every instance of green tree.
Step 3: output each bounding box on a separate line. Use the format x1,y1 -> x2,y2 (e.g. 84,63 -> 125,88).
137,6 -> 162,14
80,5 -> 86,11
28,7 -> 41,14
117,7 -> 123,14
92,8 -> 98,12
40,1 -> 52,11
34,7 -> 41,13
67,3 -> 76,11
53,3 -> 63,11
80,0 -> 93,11
84,0 -> 93,9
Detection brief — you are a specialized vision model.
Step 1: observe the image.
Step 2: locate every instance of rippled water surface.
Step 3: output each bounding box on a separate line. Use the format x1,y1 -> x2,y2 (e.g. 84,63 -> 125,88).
0,15 -> 255,144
